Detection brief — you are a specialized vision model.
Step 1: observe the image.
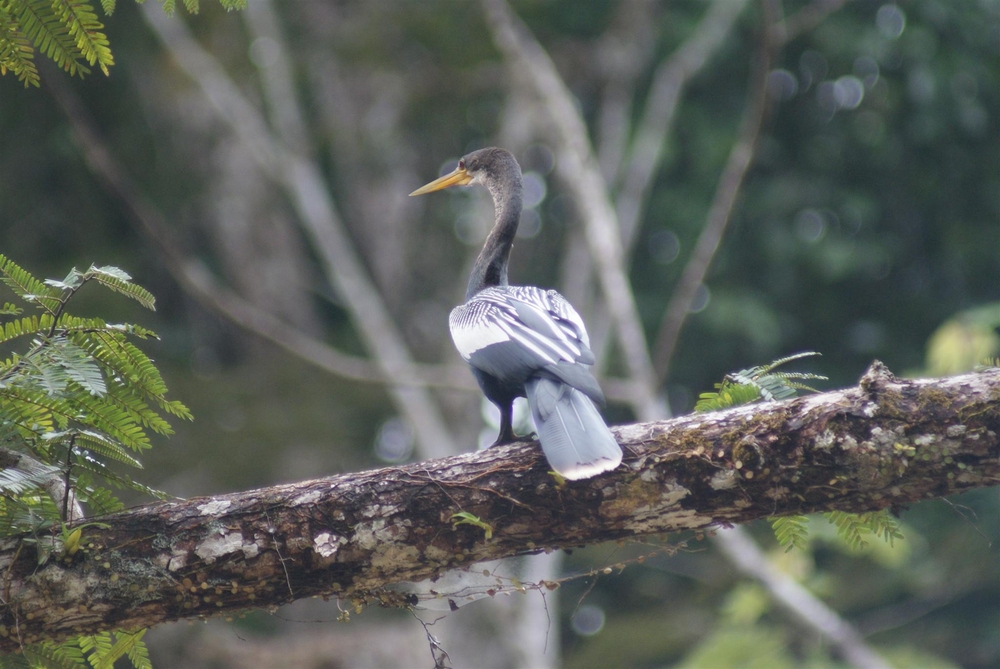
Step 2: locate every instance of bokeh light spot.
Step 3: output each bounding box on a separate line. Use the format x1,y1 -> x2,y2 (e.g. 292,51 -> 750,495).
571,605 -> 606,636
876,4 -> 906,40
374,417 -> 414,463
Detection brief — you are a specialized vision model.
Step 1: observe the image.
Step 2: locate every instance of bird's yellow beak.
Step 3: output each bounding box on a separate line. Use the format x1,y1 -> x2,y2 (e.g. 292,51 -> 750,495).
409,165 -> 473,196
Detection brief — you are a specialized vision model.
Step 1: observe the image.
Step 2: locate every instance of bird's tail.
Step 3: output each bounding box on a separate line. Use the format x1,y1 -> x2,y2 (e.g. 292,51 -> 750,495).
525,377 -> 622,480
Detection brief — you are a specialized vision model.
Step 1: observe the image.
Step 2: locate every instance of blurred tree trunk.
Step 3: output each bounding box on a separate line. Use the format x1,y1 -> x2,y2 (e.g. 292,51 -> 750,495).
0,365 -> 996,650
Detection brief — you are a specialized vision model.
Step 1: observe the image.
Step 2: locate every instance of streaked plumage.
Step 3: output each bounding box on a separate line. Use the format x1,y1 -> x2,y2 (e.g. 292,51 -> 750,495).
411,147 -> 622,480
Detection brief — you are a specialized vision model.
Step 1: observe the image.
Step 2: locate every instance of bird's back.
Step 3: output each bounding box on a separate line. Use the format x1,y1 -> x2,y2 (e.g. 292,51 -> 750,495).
449,285 -> 602,401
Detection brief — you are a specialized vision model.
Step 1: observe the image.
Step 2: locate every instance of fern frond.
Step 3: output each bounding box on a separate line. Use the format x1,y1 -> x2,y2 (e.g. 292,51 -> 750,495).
0,385 -> 78,434
0,315 -> 43,345
75,480 -> 124,514
0,253 -> 61,313
0,301 -> 24,316
11,0 -> 90,77
219,0 -> 246,11
72,429 -> 142,468
53,0 -> 114,75
74,456 -> 164,500
99,0 -> 116,16
696,352 -> 827,411
87,266 -> 155,310
49,337 -> 106,396
695,382 -> 762,412
0,461 -> 62,496
976,357 -> 1000,371
74,331 -> 167,396
66,389 -> 150,451
23,640 -> 87,669
826,511 -> 870,551
106,383 -> 174,436
92,630 -> 147,669
181,0 -> 199,14
0,7 -> 40,87
79,631 -> 114,668
770,515 -> 809,552
125,633 -> 152,669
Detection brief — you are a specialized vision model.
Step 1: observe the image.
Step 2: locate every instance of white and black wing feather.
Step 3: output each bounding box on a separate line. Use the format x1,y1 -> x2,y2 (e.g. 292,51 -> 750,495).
449,285 -> 602,402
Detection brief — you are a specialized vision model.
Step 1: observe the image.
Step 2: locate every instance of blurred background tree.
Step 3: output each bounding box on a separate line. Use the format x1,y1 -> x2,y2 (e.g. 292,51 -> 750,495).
1,0 -> 997,667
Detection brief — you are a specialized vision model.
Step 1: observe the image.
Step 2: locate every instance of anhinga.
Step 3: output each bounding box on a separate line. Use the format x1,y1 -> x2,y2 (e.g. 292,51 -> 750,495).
410,147 -> 622,480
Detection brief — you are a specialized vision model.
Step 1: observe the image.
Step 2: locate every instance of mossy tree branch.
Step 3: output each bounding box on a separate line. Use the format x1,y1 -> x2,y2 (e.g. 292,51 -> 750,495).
1,363 -> 997,650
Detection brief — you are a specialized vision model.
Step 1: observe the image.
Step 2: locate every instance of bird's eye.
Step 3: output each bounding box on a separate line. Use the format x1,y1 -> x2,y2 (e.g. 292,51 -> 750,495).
458,159 -> 466,170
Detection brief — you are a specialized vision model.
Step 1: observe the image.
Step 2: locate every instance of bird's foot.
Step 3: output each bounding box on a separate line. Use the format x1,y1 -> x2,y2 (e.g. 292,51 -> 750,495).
489,426 -> 520,447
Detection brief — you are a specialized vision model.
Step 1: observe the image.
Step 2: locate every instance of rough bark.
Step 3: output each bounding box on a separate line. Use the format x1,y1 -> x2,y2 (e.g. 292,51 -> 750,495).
1,364 -> 997,649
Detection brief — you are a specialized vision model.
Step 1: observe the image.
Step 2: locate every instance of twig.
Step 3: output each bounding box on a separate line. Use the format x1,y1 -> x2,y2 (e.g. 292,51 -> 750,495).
616,0 -> 752,251
60,435 -> 74,524
140,5 -> 459,459
265,510 -> 294,598
411,611 -> 453,669
481,0 -> 666,420
651,1 -> 777,385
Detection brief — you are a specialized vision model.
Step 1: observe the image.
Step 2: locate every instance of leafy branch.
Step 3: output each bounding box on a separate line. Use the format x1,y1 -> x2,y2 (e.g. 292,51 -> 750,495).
0,255 -> 188,667
0,0 -> 247,87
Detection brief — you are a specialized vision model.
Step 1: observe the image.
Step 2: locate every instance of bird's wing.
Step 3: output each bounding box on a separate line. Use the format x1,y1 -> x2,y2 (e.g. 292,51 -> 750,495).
449,287 -> 594,370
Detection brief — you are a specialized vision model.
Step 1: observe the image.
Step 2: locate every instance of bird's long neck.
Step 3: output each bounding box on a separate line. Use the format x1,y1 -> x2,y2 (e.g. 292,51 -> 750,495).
466,176 -> 522,301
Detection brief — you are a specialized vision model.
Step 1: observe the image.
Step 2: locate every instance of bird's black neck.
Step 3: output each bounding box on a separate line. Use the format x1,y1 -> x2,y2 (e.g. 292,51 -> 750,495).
465,172 -> 523,301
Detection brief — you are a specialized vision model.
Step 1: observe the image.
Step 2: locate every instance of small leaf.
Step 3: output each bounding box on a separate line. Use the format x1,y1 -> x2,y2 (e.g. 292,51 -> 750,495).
451,511 -> 493,540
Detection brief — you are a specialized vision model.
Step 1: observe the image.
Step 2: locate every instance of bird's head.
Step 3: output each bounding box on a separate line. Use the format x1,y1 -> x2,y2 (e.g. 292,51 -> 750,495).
409,147 -> 521,197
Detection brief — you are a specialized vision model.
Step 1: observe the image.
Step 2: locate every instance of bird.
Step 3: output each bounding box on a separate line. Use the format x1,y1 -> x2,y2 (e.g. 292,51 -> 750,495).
410,147 -> 622,480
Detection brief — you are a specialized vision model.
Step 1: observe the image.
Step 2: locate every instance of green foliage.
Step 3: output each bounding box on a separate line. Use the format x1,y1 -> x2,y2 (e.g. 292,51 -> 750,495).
924,303 -> 1000,376
697,355 -> 907,555
0,0 -> 245,86
450,511 -> 493,539
694,351 -> 826,412
825,509 -> 904,552
0,256 -> 187,667
769,515 -> 809,553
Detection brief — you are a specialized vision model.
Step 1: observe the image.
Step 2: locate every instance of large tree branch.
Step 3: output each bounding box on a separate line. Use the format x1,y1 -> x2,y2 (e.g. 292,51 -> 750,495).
1,365 -> 996,650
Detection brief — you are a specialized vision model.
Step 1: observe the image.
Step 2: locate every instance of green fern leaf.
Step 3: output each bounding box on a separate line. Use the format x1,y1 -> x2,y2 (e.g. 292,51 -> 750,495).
23,640 -> 87,669
99,0 -> 116,15
0,253 -> 61,313
11,0 -> 91,77
73,429 -> 142,468
695,382 -> 761,412
125,633 -> 152,669
826,511 -> 870,551
76,482 -> 124,514
181,0 -> 200,14
0,8 -> 40,88
0,301 -> 24,315
219,0 -> 247,11
106,383 -> 174,436
74,457 -> 165,501
68,389 -> 151,451
50,337 -> 106,396
0,461 -> 62,496
0,315 -> 42,345
92,630 -> 148,669
86,266 -> 156,310
0,385 -> 78,434
54,0 -> 114,75
770,515 -> 809,552
79,631 -> 114,667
